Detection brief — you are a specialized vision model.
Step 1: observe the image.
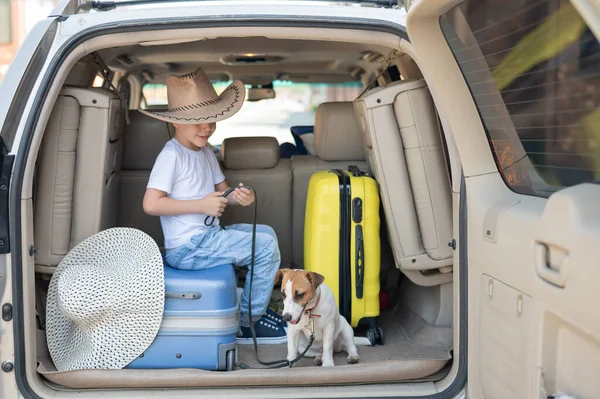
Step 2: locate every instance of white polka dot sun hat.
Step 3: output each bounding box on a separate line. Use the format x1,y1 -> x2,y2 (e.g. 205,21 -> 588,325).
45,227 -> 165,371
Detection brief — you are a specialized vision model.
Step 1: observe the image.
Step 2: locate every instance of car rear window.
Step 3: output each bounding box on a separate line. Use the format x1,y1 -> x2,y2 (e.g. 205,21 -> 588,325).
141,81 -> 362,147
440,0 -> 600,197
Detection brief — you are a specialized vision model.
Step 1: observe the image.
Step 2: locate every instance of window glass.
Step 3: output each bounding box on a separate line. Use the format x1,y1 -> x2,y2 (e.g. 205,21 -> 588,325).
141,80 -> 362,146
141,83 -> 167,107
92,74 -> 104,87
441,0 -> 600,196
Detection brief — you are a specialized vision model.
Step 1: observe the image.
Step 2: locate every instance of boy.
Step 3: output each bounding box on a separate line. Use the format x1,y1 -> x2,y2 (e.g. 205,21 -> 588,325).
141,68 -> 287,344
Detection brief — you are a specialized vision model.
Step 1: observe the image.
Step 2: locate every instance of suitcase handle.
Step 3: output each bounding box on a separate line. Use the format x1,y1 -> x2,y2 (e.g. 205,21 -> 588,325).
348,165 -> 362,177
165,292 -> 201,299
348,165 -> 373,178
355,225 -> 364,299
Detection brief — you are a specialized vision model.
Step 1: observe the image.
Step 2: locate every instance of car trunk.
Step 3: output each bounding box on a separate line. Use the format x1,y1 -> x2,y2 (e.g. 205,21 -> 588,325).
28,34 -> 455,389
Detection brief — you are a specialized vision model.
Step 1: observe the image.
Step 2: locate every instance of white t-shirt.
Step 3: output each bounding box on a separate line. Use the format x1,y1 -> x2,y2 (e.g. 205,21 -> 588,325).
147,138 -> 226,249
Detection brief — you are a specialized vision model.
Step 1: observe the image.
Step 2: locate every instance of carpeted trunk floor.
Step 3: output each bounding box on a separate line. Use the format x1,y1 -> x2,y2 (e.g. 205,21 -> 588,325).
237,306 -> 452,369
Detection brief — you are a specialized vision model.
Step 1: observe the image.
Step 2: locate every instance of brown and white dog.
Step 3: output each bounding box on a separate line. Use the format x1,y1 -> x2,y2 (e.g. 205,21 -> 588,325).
274,268 -> 359,367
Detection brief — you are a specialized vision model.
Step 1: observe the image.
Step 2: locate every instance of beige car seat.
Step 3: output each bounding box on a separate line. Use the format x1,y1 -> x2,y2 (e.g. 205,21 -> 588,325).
34,87 -> 125,273
354,79 -> 453,286
220,136 -> 293,268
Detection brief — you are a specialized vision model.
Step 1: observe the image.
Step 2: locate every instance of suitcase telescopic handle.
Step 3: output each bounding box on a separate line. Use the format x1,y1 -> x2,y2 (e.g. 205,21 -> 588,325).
165,292 -> 201,299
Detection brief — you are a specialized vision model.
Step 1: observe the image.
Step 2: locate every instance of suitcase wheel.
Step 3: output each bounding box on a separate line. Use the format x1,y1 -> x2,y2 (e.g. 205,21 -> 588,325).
226,349 -> 236,371
366,327 -> 385,346
376,327 -> 384,345
366,328 -> 377,346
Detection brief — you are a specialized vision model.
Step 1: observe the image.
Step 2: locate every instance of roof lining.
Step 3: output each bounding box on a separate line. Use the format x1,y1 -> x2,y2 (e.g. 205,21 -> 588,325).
94,29 -> 403,84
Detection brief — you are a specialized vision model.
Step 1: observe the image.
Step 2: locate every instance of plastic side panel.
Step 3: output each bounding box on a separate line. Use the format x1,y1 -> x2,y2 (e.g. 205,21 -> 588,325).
348,172 -> 381,326
479,274 -> 534,399
304,170 -> 341,306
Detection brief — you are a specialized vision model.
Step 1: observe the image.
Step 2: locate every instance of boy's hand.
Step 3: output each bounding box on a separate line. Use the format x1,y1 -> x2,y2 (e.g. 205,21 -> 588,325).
203,192 -> 228,216
232,183 -> 255,206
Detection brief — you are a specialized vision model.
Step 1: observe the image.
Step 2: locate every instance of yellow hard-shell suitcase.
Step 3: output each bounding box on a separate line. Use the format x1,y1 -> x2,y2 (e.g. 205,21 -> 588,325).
304,166 -> 383,345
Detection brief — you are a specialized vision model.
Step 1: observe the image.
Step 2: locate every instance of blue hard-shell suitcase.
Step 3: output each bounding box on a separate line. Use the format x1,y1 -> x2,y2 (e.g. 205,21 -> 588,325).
127,263 -> 239,370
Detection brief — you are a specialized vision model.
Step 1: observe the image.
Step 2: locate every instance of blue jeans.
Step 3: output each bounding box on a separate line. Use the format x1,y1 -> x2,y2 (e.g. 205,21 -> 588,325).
165,224 -> 280,326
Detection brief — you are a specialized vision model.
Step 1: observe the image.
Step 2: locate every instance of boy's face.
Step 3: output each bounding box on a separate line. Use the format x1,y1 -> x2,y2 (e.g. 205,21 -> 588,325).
173,122 -> 216,150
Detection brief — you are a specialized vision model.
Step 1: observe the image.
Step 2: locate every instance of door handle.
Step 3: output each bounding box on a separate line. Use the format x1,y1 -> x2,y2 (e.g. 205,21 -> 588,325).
534,242 -> 568,288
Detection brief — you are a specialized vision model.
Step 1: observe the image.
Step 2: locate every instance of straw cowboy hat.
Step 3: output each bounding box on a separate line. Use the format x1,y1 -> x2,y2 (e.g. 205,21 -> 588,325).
139,67 -> 246,124
45,227 -> 165,371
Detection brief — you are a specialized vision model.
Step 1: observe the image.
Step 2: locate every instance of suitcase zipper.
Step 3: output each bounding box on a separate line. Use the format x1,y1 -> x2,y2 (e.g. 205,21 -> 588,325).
331,169 -> 352,323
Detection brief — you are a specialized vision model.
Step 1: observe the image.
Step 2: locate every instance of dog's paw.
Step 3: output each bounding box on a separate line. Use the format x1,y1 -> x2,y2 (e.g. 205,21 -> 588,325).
322,359 -> 335,367
313,355 -> 322,366
347,354 -> 359,364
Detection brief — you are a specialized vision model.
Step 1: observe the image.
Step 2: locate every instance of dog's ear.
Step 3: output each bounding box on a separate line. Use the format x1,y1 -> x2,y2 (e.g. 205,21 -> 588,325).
307,272 -> 325,289
274,268 -> 290,287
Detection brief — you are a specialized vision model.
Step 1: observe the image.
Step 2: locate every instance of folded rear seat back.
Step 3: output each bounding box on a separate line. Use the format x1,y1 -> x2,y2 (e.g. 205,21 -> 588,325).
354,79 -> 453,287
34,87 -> 125,273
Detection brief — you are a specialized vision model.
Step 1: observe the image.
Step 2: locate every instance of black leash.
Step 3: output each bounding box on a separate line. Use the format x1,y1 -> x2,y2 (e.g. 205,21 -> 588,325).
204,187 -> 237,227
209,186 -> 314,369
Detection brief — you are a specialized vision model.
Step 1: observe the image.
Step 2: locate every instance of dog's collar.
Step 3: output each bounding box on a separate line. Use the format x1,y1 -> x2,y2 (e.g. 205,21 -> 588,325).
304,292 -> 321,316
289,291 -> 321,325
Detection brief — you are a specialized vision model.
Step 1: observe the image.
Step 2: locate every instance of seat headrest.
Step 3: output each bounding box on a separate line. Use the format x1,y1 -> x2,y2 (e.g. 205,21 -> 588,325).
222,137 -> 280,170
314,102 -> 366,162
